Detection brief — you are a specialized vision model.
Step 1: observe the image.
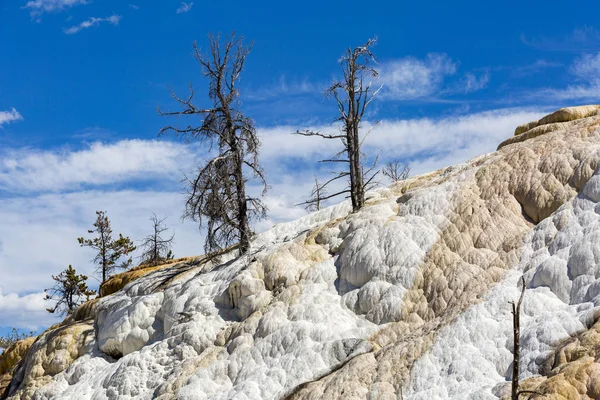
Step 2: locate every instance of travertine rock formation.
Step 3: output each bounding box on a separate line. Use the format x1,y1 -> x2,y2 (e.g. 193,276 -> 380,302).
0,337 -> 36,397
498,105 -> 600,149
4,105 -> 600,400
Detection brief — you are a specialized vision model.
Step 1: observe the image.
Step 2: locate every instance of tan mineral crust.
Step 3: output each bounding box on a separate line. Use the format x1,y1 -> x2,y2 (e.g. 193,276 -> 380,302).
4,105 -> 600,400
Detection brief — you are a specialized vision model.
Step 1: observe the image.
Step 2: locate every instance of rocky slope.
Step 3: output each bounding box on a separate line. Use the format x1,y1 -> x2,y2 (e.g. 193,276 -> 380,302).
3,105 -> 600,400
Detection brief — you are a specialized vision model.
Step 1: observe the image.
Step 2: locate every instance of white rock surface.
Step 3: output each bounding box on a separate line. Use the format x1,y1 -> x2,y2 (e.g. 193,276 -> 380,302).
5,107 -> 600,400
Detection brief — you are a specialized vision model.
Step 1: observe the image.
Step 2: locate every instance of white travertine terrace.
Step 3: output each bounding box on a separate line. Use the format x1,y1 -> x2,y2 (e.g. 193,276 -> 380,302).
3,105 -> 600,400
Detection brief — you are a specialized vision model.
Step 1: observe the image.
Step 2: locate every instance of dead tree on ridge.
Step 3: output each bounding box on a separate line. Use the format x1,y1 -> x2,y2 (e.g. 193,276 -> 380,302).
139,213 -> 175,266
301,175 -> 328,212
382,160 -> 410,182
159,33 -> 267,256
295,37 -> 381,212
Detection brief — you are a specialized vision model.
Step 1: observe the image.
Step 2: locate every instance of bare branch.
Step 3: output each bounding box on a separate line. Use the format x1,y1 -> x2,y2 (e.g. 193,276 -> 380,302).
359,120 -> 381,148
300,189 -> 351,207
318,159 -> 350,163
294,130 -> 346,140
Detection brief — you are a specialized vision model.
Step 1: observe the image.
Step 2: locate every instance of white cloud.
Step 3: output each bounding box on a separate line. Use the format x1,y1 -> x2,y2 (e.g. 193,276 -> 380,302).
378,53 -> 457,99
0,108 -> 546,330
0,289 -> 59,331
529,52 -> 600,101
24,0 -> 88,18
363,108 -> 544,174
571,52 -> 600,78
0,190 -> 200,292
456,72 -> 489,93
247,76 -> 321,100
247,54 -> 486,104
521,26 -> 600,52
257,108 -> 543,173
376,54 -> 488,100
509,60 -> 563,77
0,139 -> 193,192
535,85 -> 600,101
64,15 -> 122,35
0,108 -> 23,127
176,2 -> 193,13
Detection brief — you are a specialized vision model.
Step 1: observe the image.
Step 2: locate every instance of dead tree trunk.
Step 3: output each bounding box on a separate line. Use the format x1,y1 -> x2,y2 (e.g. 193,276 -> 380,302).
233,141 -> 251,253
511,277 -> 526,400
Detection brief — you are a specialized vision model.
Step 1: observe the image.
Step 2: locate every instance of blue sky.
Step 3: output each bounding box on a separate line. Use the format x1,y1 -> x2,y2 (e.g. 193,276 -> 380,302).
1,0 -> 599,337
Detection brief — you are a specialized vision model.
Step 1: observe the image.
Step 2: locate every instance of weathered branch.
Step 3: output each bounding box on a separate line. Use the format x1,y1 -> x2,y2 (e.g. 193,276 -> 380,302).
300,189 -> 351,205
294,130 -> 346,140
318,159 -> 350,163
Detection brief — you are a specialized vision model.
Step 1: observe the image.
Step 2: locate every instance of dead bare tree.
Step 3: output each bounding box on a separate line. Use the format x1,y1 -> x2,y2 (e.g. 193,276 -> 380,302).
139,213 -> 175,266
382,160 -> 410,182
511,277 -> 527,400
158,33 -> 267,256
295,37 -> 380,212
300,175 -> 328,212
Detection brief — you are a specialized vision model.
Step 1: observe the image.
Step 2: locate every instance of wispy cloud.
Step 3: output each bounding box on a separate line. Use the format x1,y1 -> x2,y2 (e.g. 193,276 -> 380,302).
571,52 -> 600,77
24,0 -> 89,18
247,76 -> 322,100
0,108 -> 23,127
176,2 -> 194,14
64,14 -> 122,35
71,126 -> 116,140
497,60 -> 565,78
453,72 -> 490,94
377,53 -> 457,99
521,26 -> 600,52
129,4 -> 140,10
247,54 -> 487,106
528,52 -> 600,101
377,54 -> 488,100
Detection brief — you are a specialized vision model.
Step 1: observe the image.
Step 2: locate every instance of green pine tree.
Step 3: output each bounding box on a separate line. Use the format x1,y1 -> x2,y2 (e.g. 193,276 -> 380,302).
78,211 -> 136,283
45,265 -> 95,316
